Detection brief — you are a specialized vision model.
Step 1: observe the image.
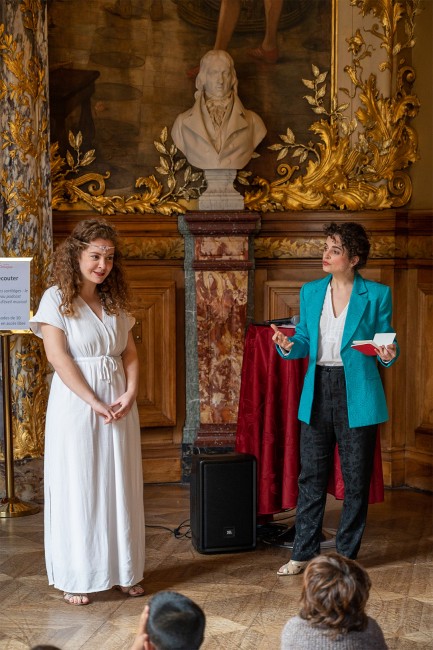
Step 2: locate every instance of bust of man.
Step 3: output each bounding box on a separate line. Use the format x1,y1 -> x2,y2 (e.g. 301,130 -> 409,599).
171,50 -> 266,171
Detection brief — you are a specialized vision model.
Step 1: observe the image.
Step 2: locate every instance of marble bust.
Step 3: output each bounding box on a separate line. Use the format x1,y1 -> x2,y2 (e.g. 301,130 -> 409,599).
171,50 -> 267,171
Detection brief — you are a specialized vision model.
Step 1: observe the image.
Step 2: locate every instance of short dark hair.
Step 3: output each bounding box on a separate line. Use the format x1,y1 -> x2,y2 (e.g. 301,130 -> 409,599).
299,553 -> 371,638
146,591 -> 205,650
323,222 -> 370,270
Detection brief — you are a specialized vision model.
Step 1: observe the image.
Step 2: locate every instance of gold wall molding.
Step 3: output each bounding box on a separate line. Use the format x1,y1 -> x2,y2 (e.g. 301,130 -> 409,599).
50,0 -> 421,214
407,238 -> 433,260
255,237 -> 324,259
255,236 -> 398,259
121,236 -> 184,261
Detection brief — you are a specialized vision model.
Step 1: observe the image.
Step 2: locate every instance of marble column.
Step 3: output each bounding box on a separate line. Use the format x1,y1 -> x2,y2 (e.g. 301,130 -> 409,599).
179,211 -> 260,478
0,1 -> 51,503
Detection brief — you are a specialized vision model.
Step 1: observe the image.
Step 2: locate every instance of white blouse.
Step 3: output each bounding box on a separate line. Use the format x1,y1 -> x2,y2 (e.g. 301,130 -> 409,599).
317,284 -> 348,366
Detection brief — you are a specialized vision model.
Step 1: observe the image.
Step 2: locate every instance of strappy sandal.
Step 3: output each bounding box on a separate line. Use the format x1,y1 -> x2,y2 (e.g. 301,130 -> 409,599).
277,559 -> 308,576
114,583 -> 145,597
63,592 -> 90,605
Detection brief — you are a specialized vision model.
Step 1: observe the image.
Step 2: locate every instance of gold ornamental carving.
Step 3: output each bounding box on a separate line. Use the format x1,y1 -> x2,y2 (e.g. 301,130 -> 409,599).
49,0 -> 421,214
121,237 -> 184,260
1,14 -> 50,460
255,236 -> 397,260
51,130 -> 205,216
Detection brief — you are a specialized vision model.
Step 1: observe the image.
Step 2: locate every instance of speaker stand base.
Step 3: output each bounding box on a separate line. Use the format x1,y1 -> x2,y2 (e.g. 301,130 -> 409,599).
258,523 -> 336,549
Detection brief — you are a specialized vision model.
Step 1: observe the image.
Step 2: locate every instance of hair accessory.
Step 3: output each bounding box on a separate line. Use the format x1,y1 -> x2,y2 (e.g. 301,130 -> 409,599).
74,238 -> 115,252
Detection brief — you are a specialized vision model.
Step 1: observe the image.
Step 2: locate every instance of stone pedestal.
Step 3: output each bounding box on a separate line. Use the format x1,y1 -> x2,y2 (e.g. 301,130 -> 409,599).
198,169 -> 244,211
179,211 -> 260,476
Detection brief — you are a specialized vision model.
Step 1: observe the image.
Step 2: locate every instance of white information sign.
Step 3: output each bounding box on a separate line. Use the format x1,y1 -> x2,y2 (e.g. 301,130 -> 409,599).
0,258 -> 32,331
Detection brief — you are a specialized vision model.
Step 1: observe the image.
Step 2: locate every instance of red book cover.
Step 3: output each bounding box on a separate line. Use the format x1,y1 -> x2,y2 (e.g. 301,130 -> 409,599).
351,333 -> 395,356
351,342 -> 379,356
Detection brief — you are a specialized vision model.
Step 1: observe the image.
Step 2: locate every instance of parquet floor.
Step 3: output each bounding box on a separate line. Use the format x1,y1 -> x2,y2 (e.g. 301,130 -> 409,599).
0,484 -> 432,649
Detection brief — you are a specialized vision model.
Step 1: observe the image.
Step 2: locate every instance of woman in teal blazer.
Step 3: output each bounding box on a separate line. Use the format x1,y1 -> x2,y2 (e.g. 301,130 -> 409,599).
271,222 -> 398,576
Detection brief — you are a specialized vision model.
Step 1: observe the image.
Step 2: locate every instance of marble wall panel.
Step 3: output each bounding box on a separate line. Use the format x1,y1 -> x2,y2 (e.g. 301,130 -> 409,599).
195,236 -> 248,261
196,270 -> 248,425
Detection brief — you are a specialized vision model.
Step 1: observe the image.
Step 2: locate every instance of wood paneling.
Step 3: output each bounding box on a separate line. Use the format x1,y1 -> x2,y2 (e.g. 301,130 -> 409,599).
127,275 -> 176,427
263,281 -> 303,320
125,263 -> 185,484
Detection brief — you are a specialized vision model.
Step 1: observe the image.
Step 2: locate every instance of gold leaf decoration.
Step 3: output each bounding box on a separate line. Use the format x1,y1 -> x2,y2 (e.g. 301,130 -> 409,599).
1,15 -> 51,461
244,0 -> 421,212
121,238 -> 184,260
49,1 -> 420,214
51,130 -> 205,215
254,235 -> 397,260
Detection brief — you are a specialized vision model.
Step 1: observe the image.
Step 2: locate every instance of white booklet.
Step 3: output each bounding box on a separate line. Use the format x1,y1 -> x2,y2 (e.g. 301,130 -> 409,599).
352,333 -> 396,346
351,333 -> 396,356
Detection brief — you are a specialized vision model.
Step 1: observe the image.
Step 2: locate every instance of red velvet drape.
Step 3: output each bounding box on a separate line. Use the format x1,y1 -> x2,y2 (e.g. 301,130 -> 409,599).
235,325 -> 384,516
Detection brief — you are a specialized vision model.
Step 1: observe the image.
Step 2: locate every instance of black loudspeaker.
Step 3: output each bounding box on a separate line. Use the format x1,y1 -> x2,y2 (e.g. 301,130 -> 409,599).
190,453 -> 257,554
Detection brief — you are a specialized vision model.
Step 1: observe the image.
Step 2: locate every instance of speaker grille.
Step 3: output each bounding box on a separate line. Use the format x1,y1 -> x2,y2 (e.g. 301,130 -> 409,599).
190,454 -> 256,554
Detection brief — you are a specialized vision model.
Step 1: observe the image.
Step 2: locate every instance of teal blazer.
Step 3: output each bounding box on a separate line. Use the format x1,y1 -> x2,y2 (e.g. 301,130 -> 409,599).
277,273 -> 399,428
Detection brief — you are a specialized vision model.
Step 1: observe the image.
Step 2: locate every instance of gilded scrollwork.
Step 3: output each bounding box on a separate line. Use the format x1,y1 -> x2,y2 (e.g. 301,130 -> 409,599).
51,129 -> 205,216
10,335 -> 50,458
0,9 -> 50,461
49,1 -> 420,214
254,238 -> 325,259
245,0 -> 421,211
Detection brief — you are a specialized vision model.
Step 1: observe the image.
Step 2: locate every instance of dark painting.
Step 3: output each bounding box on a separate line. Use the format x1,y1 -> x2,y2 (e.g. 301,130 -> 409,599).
48,0 -> 333,194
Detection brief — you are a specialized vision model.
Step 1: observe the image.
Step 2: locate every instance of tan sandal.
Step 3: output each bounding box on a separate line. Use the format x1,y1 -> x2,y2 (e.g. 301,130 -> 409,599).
115,583 -> 145,597
277,559 -> 308,576
63,592 -> 90,605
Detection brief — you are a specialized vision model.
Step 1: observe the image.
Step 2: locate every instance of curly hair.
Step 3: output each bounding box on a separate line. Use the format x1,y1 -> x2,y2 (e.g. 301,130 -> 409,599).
50,219 -> 130,317
323,222 -> 371,270
299,553 -> 371,638
195,49 -> 238,100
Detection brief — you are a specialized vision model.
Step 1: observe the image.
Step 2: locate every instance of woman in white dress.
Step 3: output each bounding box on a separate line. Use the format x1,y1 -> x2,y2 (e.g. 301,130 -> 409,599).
30,219 -> 145,605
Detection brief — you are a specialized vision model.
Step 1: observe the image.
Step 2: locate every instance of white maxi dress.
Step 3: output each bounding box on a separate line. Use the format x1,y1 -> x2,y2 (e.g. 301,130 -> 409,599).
30,286 -> 145,593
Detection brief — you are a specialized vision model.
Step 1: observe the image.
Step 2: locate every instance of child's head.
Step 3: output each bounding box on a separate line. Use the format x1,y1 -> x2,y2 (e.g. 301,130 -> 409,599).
299,552 -> 371,636
146,591 -> 205,650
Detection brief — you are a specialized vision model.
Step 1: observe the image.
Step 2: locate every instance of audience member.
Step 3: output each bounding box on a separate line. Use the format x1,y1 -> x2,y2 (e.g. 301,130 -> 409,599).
281,553 -> 388,649
131,590 -> 205,650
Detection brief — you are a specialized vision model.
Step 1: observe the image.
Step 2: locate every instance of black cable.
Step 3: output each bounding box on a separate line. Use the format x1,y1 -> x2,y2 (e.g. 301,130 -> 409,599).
145,518 -> 191,540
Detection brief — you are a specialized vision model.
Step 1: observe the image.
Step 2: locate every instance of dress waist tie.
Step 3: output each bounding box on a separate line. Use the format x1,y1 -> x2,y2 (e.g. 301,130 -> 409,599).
74,355 -> 120,383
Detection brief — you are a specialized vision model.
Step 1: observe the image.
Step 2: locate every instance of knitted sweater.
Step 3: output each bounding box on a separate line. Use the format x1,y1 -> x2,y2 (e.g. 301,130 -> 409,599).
281,615 -> 388,649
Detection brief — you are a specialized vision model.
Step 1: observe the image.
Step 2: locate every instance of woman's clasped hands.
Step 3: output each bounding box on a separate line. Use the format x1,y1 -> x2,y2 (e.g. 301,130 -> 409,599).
90,394 -> 134,424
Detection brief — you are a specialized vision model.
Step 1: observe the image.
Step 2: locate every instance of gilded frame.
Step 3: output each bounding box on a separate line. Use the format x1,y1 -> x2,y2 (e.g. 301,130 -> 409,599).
50,0 -> 420,214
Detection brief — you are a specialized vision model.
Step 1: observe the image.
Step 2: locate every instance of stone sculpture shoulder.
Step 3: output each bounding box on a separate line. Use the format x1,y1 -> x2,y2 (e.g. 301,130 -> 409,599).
171,50 -> 266,171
